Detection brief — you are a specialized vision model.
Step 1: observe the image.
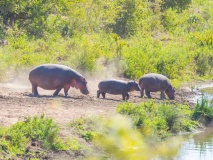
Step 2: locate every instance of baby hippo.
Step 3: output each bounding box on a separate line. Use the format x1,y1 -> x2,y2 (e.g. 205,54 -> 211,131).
97,79 -> 140,100
139,73 -> 175,100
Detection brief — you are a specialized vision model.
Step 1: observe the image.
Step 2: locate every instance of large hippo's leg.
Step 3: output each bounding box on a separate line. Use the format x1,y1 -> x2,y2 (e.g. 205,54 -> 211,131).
97,90 -> 101,98
122,93 -> 129,100
97,90 -> 106,98
160,91 -> 165,99
32,83 -> 39,96
145,90 -> 152,98
53,87 -> 62,96
140,88 -> 144,98
64,86 -> 70,97
101,93 -> 106,98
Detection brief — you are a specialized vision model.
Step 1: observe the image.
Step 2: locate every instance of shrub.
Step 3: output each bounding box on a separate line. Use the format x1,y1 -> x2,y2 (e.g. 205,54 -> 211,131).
69,117 -> 102,142
117,101 -> 198,139
95,115 -> 183,160
161,0 -> 192,12
192,96 -> 213,124
0,115 -> 74,157
194,31 -> 213,47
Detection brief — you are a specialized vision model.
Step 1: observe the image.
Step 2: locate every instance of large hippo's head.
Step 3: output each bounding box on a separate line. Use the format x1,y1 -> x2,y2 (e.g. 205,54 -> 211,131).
165,85 -> 175,100
72,77 -> 89,95
128,81 -> 141,92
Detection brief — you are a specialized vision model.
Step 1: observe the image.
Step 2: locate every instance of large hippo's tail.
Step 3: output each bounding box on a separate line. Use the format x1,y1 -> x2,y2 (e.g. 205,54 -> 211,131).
98,81 -> 103,90
138,78 -> 144,89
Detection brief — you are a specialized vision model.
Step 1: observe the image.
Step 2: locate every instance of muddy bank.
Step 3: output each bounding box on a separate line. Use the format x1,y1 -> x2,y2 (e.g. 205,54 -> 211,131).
0,77 -> 212,127
179,80 -> 213,104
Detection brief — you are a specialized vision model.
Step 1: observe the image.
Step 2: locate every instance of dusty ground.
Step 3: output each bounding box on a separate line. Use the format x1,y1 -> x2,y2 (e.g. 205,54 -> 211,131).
0,75 -> 208,159
0,75 -> 197,127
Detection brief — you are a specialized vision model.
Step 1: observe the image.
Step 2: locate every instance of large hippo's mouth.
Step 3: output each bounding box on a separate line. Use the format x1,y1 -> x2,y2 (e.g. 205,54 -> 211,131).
80,89 -> 89,95
169,96 -> 175,100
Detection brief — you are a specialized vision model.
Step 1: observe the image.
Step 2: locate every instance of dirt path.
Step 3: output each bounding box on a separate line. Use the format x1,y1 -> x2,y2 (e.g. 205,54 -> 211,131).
0,77 -> 142,127
0,76 -> 194,127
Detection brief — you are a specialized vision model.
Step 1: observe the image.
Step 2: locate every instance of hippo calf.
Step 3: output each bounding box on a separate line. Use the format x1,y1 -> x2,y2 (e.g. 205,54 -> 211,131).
97,79 -> 140,100
139,73 -> 175,100
29,64 -> 89,97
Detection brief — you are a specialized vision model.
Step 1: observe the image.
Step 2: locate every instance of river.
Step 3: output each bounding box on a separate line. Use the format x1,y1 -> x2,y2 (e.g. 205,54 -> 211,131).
174,85 -> 213,160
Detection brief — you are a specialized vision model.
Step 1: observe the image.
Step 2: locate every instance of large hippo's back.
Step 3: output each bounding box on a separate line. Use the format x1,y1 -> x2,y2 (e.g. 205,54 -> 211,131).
29,64 -> 72,90
98,79 -> 128,95
139,73 -> 170,92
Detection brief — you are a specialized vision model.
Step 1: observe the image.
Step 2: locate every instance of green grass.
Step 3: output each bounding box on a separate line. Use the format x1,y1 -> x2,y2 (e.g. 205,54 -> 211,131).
116,101 -> 198,139
0,115 -> 82,159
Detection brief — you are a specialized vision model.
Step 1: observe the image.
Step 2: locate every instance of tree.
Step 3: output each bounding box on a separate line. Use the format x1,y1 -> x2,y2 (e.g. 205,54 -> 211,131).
109,0 -> 137,38
0,0 -> 59,37
161,0 -> 191,12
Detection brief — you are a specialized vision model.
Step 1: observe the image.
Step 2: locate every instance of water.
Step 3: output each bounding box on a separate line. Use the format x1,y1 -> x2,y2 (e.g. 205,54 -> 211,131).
175,86 -> 213,160
175,129 -> 213,160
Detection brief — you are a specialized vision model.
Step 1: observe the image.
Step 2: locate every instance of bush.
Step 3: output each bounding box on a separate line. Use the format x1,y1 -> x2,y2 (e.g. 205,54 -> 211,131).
161,0 -> 191,12
0,115 -> 74,157
95,115 -> 184,160
192,96 -> 213,124
194,31 -> 213,47
117,101 -> 198,139
69,117 -> 102,142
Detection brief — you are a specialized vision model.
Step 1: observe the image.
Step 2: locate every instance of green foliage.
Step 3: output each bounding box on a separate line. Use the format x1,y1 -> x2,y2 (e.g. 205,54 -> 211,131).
193,48 -> 213,76
68,115 -> 184,159
95,115 -> 183,160
161,0 -> 192,12
0,0 -> 213,83
194,31 -> 213,47
117,101 -> 198,139
192,96 -> 213,122
0,115 -> 74,157
162,8 -> 186,32
0,54 -> 9,81
0,26 -> 4,38
109,0 -> 137,38
69,117 -> 102,142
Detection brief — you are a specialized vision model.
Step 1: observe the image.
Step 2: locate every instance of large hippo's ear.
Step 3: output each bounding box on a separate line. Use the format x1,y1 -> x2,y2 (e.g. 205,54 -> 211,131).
80,77 -> 87,82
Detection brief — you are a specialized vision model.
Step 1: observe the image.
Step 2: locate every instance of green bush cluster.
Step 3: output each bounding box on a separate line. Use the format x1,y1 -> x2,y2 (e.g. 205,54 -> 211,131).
116,101 -> 198,139
194,31 -> 213,47
68,114 -> 184,159
94,115 -> 184,160
69,117 -> 102,142
192,97 -> 213,124
0,0 -> 213,83
0,115 -> 78,158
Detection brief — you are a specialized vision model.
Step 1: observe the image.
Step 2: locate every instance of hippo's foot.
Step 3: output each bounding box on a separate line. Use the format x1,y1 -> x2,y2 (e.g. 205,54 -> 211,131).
64,95 -> 71,98
101,93 -> 106,99
97,91 -> 101,98
160,92 -> 165,100
123,94 -> 129,100
31,93 -> 39,97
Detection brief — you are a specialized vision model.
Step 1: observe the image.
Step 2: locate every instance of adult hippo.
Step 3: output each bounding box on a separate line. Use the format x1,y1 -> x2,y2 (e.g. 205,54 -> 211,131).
139,73 -> 175,100
97,79 -> 140,100
29,64 -> 89,97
